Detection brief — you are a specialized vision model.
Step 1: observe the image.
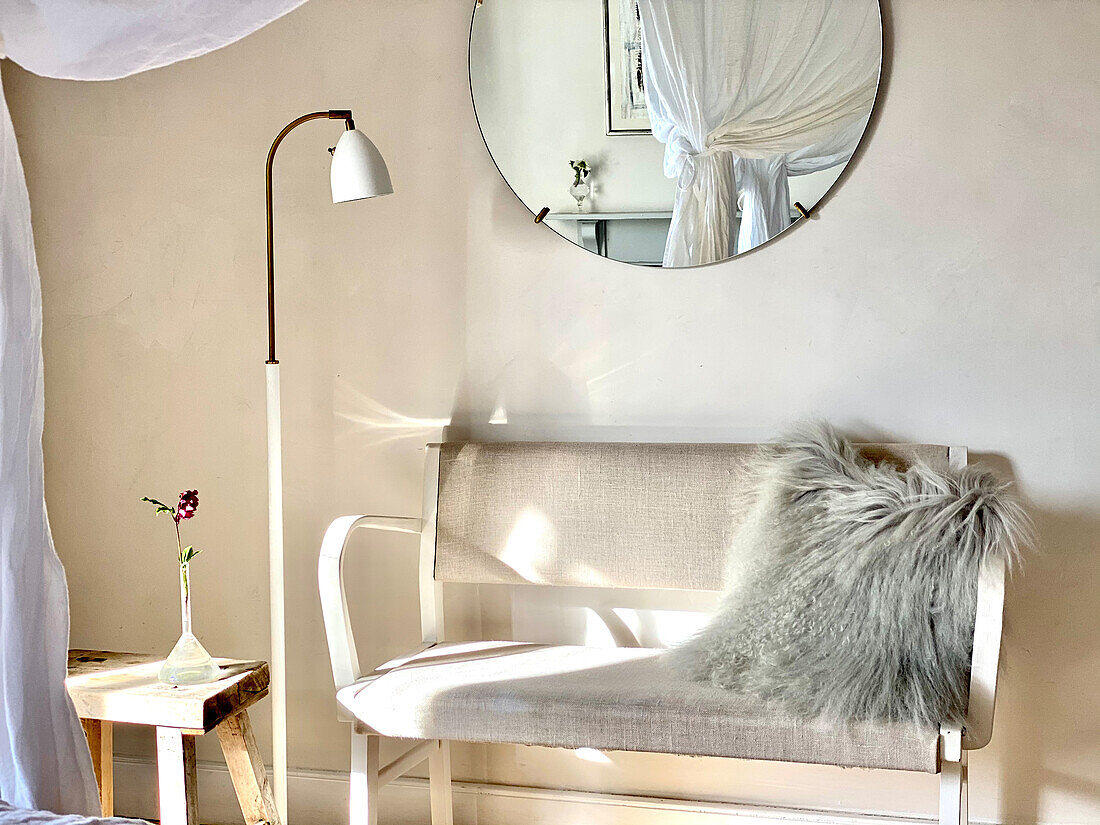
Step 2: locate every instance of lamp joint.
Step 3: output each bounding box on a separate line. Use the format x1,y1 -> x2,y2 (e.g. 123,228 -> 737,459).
327,109 -> 355,130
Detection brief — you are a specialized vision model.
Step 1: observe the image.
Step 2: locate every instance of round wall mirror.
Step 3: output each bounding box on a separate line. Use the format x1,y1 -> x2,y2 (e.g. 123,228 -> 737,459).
469,0 -> 882,268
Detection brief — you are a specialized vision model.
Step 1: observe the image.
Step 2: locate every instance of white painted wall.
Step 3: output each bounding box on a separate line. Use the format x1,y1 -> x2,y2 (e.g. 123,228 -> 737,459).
3,1 -> 1098,824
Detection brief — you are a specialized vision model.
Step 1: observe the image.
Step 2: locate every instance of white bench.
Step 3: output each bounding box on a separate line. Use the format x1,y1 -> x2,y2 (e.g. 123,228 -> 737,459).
319,441 -> 1005,825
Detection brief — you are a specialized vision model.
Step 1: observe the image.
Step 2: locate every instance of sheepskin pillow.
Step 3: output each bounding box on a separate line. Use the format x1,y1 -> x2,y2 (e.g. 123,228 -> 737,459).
668,424 -> 1029,727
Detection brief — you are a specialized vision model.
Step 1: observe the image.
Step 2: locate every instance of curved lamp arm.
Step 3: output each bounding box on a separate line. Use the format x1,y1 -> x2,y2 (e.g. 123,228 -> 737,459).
265,109 -> 354,364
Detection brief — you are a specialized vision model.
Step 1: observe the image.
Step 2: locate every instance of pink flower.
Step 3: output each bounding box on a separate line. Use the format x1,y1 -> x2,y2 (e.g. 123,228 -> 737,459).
176,490 -> 199,522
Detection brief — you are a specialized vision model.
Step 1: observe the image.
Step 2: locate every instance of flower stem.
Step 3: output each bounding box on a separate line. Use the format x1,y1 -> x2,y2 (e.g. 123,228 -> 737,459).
180,562 -> 192,636
174,521 -> 184,566
174,519 -> 192,635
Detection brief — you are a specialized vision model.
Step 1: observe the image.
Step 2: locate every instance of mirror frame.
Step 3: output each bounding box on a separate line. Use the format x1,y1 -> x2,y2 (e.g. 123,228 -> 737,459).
467,0 -> 884,266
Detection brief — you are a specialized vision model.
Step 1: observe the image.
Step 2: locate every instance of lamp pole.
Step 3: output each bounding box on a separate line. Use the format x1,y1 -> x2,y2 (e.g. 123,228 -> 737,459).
264,110 -> 355,823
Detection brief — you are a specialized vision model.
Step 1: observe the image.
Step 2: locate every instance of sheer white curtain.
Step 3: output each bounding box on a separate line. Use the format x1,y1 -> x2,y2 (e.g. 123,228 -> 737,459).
637,0 -> 880,266
0,0 -> 305,812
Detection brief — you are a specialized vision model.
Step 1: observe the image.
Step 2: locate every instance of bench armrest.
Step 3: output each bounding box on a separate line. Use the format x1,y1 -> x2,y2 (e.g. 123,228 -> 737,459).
963,553 -> 1007,750
318,515 -> 423,691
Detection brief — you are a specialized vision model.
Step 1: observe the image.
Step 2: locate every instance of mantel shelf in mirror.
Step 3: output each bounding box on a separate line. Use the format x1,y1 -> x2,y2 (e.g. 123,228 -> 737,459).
546,211 -> 674,221
543,209 -> 804,264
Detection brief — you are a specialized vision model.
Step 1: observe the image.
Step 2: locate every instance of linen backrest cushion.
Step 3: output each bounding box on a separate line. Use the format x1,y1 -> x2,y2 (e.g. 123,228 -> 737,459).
434,441 -> 949,590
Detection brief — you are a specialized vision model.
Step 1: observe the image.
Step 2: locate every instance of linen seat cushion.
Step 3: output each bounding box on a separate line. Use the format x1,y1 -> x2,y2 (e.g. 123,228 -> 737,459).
337,641 -> 940,773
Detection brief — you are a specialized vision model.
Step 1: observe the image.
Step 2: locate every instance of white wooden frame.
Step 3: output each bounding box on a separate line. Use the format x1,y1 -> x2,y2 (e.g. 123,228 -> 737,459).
318,443 -> 1005,825
319,447 -> 452,825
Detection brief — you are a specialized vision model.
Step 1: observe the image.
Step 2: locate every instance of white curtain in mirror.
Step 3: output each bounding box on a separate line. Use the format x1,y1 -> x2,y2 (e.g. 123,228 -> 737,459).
637,0 -> 880,266
736,117 -> 871,254
0,0 -> 305,812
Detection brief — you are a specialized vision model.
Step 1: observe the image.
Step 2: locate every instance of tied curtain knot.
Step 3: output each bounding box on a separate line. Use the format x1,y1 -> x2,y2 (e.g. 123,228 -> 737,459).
671,138 -> 732,192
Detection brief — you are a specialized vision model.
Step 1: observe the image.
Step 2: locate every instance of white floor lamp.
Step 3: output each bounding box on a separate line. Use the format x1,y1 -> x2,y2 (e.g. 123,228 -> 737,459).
264,110 -> 392,822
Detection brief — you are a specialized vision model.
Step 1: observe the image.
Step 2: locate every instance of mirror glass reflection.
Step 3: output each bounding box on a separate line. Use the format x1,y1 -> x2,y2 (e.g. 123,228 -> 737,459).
470,0 -> 882,268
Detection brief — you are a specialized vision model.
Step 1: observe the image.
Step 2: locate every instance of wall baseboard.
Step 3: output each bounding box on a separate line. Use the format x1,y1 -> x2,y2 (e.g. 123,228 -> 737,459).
113,756 -> 981,825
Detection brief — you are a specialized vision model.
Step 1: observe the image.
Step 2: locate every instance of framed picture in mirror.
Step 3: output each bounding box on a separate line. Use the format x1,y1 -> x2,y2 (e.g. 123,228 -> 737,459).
604,0 -> 651,135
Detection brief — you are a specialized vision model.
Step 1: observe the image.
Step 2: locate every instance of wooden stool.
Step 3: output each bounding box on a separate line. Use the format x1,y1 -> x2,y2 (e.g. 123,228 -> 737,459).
67,650 -> 280,825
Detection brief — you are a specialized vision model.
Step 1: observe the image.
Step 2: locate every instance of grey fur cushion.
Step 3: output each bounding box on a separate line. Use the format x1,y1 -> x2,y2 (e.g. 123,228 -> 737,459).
669,424 -> 1029,727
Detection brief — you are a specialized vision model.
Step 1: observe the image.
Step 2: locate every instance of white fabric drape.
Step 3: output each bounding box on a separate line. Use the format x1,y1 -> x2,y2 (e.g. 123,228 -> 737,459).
0,0 -> 305,813
637,0 -> 880,266
0,81 -> 101,819
0,0 -> 306,81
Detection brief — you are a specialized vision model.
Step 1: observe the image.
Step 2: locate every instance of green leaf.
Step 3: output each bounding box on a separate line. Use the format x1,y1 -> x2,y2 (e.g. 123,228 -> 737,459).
180,546 -> 202,565
141,496 -> 175,516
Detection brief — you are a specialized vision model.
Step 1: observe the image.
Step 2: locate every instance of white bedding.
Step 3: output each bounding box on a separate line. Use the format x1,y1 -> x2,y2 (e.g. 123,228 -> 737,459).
0,802 -> 145,825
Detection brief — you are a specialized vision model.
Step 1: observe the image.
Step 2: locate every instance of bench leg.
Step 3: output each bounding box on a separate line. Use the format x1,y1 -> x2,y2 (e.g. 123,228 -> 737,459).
960,751 -> 969,825
156,728 -> 198,825
429,740 -> 453,825
350,732 -> 379,825
939,726 -> 968,825
940,758 -> 962,825
81,719 -> 113,817
217,709 -> 282,825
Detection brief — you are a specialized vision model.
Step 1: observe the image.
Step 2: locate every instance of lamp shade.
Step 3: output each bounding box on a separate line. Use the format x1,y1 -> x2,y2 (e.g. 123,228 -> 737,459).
330,128 -> 393,203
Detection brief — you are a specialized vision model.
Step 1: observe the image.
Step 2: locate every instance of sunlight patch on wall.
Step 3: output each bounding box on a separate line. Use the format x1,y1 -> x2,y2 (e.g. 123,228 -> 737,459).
334,379 -> 449,446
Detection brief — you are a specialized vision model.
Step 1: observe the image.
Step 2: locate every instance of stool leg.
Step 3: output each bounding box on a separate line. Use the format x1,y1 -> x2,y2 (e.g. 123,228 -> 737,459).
81,719 -> 114,816
156,728 -> 198,825
217,710 -> 282,825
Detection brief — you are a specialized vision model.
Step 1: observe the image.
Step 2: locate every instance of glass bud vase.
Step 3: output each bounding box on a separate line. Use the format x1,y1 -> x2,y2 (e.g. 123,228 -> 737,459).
159,562 -> 220,685
569,179 -> 591,212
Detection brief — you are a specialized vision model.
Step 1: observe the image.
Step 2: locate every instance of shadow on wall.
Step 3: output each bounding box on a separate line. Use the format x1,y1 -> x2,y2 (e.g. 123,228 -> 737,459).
830,444 -> 1091,820
993,502 -> 1100,823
